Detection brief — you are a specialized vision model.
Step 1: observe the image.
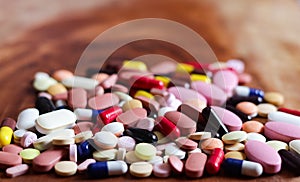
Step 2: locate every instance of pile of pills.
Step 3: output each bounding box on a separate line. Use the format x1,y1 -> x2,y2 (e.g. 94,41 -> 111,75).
1,59 -> 300,179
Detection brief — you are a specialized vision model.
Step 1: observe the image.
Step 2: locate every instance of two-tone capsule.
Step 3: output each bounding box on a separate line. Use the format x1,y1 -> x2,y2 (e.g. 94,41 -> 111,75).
223,158 -> 263,177
87,161 -> 128,178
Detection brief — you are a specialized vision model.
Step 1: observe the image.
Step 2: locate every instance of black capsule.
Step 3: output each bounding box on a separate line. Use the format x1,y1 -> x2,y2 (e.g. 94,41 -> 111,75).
35,96 -> 55,114
278,149 -> 300,175
201,106 -> 228,138
124,127 -> 158,144
226,96 -> 263,106
225,105 -> 252,122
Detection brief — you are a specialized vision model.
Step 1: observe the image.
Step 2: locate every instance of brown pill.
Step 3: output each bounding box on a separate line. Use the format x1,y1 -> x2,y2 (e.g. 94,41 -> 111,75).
185,152 -> 207,178
242,120 -> 264,133
165,111 -> 197,136
0,151 -> 22,168
116,108 -> 147,127
264,92 -> 284,106
68,88 -> 87,109
1,118 -> 16,129
175,137 -> 198,150
88,93 -> 119,110
32,149 -> 65,172
135,96 -> 160,113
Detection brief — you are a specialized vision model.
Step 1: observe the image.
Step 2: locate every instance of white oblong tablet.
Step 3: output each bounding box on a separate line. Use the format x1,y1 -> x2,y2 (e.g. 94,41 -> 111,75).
36,109 -> 76,134
268,111 -> 300,127
222,131 -> 247,144
94,131 -> 118,149
289,140 -> 300,155
62,76 -> 99,90
17,108 -> 39,130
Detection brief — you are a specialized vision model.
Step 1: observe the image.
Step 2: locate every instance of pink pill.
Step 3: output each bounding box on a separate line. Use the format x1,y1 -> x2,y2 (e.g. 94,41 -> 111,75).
77,158 -> 96,173
32,149 -> 65,172
111,84 -> 129,93
101,74 -> 118,89
68,88 -> 87,109
52,69 -> 74,82
135,117 -> 155,131
116,108 -> 147,127
88,93 -> 119,110
226,59 -> 245,74
168,155 -> 183,174
52,92 -> 68,101
38,92 -> 52,100
238,73 -> 252,85
2,144 -> 23,155
165,111 -> 197,136
153,163 -> 171,178
245,140 -> 281,174
168,86 -> 207,104
20,131 -> 37,148
117,136 -> 136,151
211,106 -> 243,131
175,137 -> 198,151
191,81 -> 227,106
6,164 -> 29,178
185,153 -> 207,178
0,151 -> 22,169
91,73 -> 109,83
69,144 -> 77,162
213,70 -> 238,95
264,122 -> 300,143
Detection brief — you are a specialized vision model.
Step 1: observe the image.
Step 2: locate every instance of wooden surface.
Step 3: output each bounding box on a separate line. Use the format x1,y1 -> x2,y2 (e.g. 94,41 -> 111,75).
1,0 -> 300,181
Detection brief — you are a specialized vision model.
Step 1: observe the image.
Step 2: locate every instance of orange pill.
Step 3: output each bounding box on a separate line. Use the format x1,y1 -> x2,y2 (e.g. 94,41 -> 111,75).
52,70 -> 74,82
236,101 -> 258,117
242,120 -> 264,133
200,138 -> 223,154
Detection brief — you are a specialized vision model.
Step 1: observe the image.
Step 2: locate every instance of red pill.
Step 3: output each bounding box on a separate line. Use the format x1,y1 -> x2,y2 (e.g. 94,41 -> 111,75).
278,107 -> 300,117
205,148 -> 224,175
131,76 -> 164,90
154,116 -> 180,140
99,106 -> 123,125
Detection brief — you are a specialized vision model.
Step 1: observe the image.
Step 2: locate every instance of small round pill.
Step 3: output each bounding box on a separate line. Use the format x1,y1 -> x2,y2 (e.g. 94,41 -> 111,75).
225,143 -> 245,152
242,120 -> 264,133
246,132 -> 266,143
236,102 -> 258,117
54,161 -> 77,176
130,162 -> 153,177
225,151 -> 246,160
117,136 -> 136,151
257,103 -> 277,117
266,140 -> 289,152
222,131 -> 247,144
264,92 -> 284,106
19,148 -> 40,164
135,143 -> 156,160
200,138 -> 224,154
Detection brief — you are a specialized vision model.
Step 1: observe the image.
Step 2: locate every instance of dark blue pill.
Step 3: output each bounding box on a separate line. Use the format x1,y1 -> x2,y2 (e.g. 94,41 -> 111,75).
35,96 -> 55,114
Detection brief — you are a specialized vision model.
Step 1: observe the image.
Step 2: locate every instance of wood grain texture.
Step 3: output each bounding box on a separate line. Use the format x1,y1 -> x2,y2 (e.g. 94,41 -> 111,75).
0,0 -> 300,181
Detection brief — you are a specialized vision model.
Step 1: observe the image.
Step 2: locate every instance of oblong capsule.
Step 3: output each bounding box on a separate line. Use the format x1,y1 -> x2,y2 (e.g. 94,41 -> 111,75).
154,116 -> 180,140
223,158 -> 263,177
87,161 -> 127,178
234,86 -> 264,98
206,148 -> 224,175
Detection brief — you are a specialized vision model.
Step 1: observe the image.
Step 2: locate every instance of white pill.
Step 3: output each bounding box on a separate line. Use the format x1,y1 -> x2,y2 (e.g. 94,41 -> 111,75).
246,132 -> 266,143
147,155 -> 163,165
17,108 -> 39,130
62,76 -> 99,90
157,107 -> 175,117
101,122 -> 124,136
113,91 -> 133,101
268,111 -> 300,127
289,140 -> 300,155
93,149 -> 118,161
94,131 -> 118,149
33,77 -> 57,91
34,72 -> 50,80
74,108 -> 93,120
234,86 -> 250,97
164,144 -> 186,159
35,109 -> 76,134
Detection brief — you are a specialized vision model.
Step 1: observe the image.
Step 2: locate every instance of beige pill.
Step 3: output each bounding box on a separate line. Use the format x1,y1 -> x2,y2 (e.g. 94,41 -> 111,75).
222,131 -> 247,144
117,148 -> 127,161
74,131 -> 93,143
125,151 -> 144,164
130,162 -> 153,177
47,83 -> 67,96
52,136 -> 75,146
93,149 -> 117,161
225,151 -> 246,160
257,103 -> 277,117
91,73 -> 109,83
266,140 -> 289,152
122,99 -> 143,112
54,161 -> 77,176
188,132 -> 211,141
153,131 -> 170,144
225,143 -> 245,152
264,92 -> 284,106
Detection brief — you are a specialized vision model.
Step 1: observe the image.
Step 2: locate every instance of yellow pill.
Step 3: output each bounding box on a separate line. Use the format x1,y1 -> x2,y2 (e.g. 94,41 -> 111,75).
224,151 -> 246,160
122,99 -> 143,112
155,76 -> 170,87
176,63 -> 194,73
47,83 -> 67,96
190,74 -> 211,83
0,126 -> 13,147
135,143 -> 156,160
93,149 -> 118,161
134,90 -> 154,99
123,60 -> 147,71
20,148 -> 40,164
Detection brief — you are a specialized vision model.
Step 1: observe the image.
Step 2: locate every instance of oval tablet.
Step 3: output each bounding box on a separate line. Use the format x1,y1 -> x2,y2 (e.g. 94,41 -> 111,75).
242,120 -> 264,133
185,152 -> 207,178
246,132 -> 266,143
116,108 -> 147,127
101,122 -> 124,136
175,137 -> 198,151
17,108 -> 39,130
130,162 -> 153,177
6,164 -> 29,178
153,163 -> 171,178
200,138 -> 224,154
2,144 -> 23,155
93,149 -> 117,161
245,140 -> 281,174
225,143 -> 245,152
165,111 -> 196,136
54,161 -> 77,176
36,109 -> 76,134
211,106 -> 243,131
168,155 -> 183,174
213,70 -> 238,94
225,151 -> 246,160
0,151 -> 22,168
264,122 -> 300,143
135,143 -> 156,160
20,148 -> 40,164
94,131 -> 118,149
168,86 -> 207,104
222,131 -> 247,144
236,102 -> 258,117
257,103 -> 277,117
88,93 -> 119,110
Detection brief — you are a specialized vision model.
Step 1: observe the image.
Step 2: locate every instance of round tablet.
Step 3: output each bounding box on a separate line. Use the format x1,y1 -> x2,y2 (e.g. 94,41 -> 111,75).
188,132 -> 211,141
54,161 -> 77,176
135,143 -> 156,160
224,151 -> 246,160
225,143 -> 245,152
246,132 -> 266,143
264,92 -> 284,106
153,163 -> 171,178
242,120 -> 264,133
117,136 -> 136,151
19,148 -> 40,164
257,103 -> 277,117
200,138 -> 224,154
130,162 -> 153,177
93,149 -> 117,161
266,140 -> 288,152
125,151 -> 144,164
236,102 -> 258,117
222,131 -> 247,144
94,131 -> 118,149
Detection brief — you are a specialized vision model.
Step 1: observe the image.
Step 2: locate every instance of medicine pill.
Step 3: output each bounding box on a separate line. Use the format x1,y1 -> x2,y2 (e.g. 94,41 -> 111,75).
54,161 -> 77,176
206,148 -> 224,175
223,158 -> 263,177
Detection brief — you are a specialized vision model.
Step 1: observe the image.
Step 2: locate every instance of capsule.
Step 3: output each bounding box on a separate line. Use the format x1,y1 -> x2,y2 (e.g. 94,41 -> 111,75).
87,161 -> 128,178
234,86 -> 264,98
225,105 -> 252,122
278,149 -> 300,175
124,127 -> 158,144
77,140 -> 95,160
74,108 -> 101,121
0,118 -> 16,147
223,158 -> 263,177
278,107 -> 300,117
206,148 -> 224,175
35,96 -> 56,114
99,106 -> 122,125
131,76 -> 164,90
154,116 -> 180,140
226,96 -> 263,106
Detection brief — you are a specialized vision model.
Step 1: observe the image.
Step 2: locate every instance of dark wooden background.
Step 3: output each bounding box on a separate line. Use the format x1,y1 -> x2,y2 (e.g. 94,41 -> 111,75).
1,0 -> 300,181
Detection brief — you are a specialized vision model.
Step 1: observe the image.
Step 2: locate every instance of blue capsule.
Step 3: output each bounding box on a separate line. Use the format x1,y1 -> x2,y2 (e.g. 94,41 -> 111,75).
223,158 -> 263,177
87,161 -> 128,178
77,140 -> 95,160
235,86 -> 264,98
